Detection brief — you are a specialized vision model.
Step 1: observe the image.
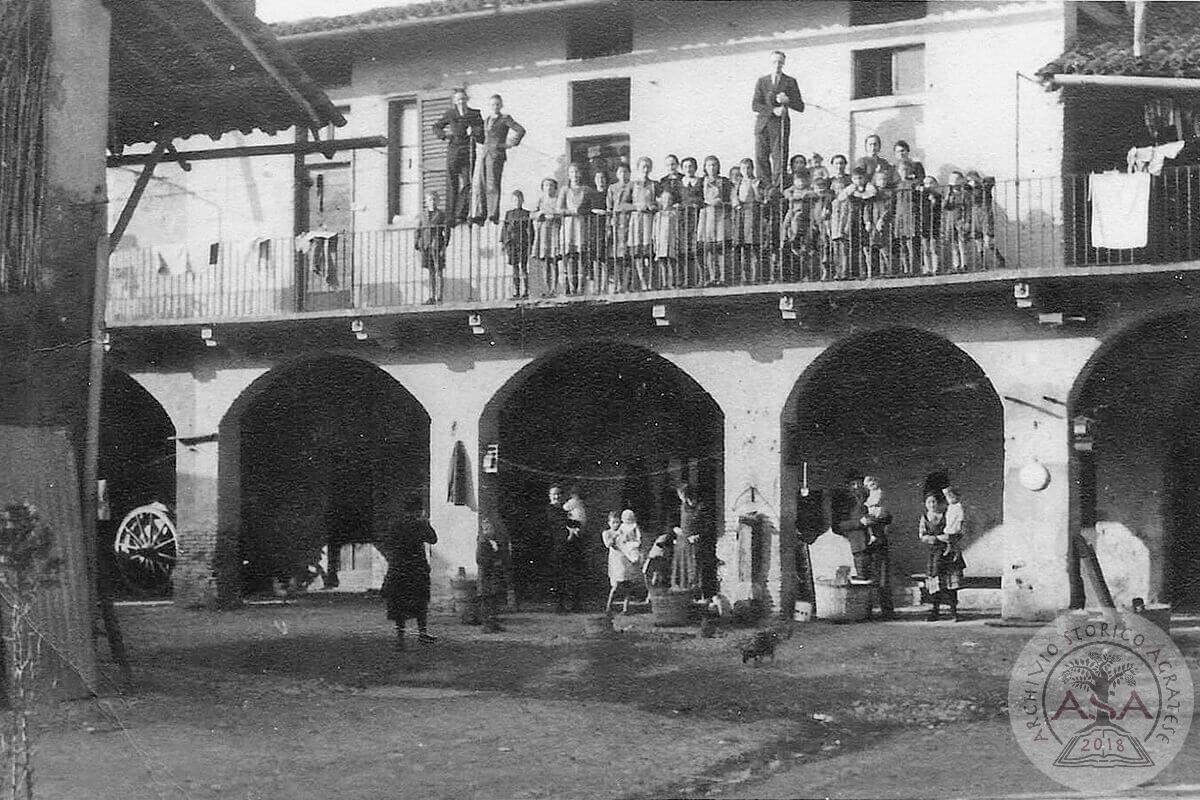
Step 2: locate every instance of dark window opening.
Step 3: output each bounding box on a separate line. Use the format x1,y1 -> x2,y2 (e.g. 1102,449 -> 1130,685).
570,78 -> 631,127
568,134 -> 631,185
853,45 -> 925,99
566,2 -> 633,60
849,1 -> 927,26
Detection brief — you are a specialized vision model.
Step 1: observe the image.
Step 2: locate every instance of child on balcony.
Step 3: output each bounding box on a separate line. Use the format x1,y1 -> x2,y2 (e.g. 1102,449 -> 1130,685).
943,171 -> 969,272
892,162 -> 919,276
732,158 -> 763,285
501,190 -> 534,299
627,156 -> 659,292
965,171 -> 1006,270
916,175 -> 942,275
415,190 -> 449,304
811,176 -> 835,281
653,185 -> 680,289
607,163 -> 632,294
677,157 -> 704,287
866,169 -> 894,278
558,163 -> 593,296
532,177 -> 562,296
842,168 -> 877,280
781,169 -> 814,281
589,171 -> 609,292
698,155 -> 732,286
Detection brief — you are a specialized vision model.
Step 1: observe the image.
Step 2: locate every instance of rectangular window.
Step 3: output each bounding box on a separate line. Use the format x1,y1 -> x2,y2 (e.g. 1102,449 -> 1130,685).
566,2 -> 633,60
568,134 -> 631,185
852,45 -> 925,99
849,1 -> 926,26
570,78 -> 631,127
387,98 -> 423,222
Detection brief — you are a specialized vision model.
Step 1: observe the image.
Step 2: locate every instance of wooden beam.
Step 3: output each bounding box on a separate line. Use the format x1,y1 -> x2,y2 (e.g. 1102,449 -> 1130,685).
192,0 -> 330,131
107,135 -> 387,167
110,140 -> 167,249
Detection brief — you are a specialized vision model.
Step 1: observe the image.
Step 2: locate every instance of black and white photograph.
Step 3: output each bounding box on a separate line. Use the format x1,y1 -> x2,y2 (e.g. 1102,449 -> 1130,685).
1,0 -> 1198,797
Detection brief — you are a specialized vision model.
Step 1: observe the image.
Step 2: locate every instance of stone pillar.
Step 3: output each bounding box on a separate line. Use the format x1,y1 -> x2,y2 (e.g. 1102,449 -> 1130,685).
389,359 -> 526,608
961,338 -> 1098,620
672,349 -> 817,615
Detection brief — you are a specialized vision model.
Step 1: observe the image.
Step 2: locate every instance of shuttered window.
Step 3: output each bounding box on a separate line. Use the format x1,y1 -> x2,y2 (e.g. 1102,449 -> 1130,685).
388,94 -> 452,222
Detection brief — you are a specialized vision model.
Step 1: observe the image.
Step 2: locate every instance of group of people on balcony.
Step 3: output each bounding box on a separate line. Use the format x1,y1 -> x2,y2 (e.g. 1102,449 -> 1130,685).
418,52 -> 1006,304
416,147 -> 1008,302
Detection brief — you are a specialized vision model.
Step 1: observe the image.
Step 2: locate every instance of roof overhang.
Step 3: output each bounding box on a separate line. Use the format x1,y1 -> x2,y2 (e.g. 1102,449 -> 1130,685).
1048,73 -> 1200,91
273,0 -> 610,43
108,0 -> 346,151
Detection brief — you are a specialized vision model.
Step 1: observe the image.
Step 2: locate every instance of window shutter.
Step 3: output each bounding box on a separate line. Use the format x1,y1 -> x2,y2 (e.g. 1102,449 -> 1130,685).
420,94 -> 452,205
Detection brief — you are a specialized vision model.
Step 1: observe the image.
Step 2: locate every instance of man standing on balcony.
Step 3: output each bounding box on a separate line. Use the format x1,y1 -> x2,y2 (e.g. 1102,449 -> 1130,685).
472,94 -> 527,225
433,88 -> 484,226
752,50 -> 805,190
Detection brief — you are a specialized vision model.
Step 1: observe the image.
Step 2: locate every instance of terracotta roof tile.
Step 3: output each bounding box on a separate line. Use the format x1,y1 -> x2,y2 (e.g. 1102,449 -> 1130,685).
1040,2 -> 1200,81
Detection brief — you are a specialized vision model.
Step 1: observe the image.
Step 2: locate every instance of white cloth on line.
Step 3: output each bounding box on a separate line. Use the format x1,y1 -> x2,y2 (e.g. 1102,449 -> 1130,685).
1126,140 -> 1185,175
1089,171 -> 1151,250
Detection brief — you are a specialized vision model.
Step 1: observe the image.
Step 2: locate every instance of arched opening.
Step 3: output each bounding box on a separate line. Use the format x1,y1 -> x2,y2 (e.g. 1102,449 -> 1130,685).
223,356 -> 430,596
479,343 -> 724,604
99,368 -> 176,598
1070,311 -> 1200,610
781,328 -> 1004,608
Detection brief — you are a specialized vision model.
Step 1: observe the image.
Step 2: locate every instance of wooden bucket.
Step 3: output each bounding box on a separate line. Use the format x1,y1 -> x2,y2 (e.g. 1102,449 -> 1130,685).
651,592 -> 693,627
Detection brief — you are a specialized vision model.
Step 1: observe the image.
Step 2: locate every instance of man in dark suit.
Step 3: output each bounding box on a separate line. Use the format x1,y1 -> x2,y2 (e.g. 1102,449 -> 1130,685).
478,93 -> 526,224
752,50 -> 805,189
432,88 -> 484,225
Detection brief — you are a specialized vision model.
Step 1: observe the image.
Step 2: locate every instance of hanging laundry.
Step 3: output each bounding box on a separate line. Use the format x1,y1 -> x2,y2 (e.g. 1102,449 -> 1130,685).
1126,140 -> 1185,175
1089,171 -> 1151,250
295,230 -> 340,287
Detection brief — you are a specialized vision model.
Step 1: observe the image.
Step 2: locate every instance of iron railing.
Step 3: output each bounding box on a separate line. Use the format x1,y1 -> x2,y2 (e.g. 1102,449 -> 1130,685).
106,169 -> 1196,324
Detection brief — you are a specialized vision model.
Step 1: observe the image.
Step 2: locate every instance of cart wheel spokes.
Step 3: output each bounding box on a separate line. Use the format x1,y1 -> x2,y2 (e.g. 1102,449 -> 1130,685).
114,502 -> 177,581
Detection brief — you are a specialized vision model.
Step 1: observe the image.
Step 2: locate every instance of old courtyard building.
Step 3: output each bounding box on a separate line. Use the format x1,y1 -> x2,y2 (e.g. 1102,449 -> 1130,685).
101,0 -> 1200,619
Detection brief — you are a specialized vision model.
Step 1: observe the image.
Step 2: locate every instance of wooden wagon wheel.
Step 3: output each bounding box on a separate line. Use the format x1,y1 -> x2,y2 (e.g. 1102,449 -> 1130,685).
113,501 -> 177,586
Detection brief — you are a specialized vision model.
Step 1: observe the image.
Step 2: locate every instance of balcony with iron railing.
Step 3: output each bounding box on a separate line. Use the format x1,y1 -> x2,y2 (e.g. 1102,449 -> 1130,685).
105,168 -> 1200,326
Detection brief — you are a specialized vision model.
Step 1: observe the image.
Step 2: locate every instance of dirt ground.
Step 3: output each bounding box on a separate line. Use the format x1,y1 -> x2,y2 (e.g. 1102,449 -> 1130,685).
29,596 -> 1200,800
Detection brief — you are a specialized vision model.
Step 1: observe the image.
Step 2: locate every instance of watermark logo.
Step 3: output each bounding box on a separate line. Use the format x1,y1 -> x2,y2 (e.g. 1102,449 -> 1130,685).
1009,614 -> 1193,793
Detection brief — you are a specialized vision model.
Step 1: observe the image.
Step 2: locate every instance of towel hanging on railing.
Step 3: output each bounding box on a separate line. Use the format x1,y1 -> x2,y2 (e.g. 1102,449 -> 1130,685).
1089,172 -> 1150,250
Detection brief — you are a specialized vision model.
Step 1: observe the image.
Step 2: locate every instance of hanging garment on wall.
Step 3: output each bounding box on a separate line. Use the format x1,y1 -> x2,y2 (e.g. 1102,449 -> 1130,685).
447,439 -> 470,506
1126,140 -> 1185,175
1089,171 -> 1151,250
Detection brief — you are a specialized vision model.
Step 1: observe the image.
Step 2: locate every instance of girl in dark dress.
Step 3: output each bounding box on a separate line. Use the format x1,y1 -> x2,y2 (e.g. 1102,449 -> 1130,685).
381,506 -> 438,649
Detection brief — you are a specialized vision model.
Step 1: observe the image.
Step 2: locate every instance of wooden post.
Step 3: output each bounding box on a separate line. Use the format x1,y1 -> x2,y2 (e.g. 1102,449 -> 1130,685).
109,140 -> 167,249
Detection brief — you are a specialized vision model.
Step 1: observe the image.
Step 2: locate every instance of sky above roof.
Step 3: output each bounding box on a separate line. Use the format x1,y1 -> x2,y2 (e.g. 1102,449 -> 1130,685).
257,0 -> 411,23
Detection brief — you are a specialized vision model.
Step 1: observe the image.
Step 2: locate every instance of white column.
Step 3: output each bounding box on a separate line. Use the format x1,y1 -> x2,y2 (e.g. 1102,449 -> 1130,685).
961,338 -> 1099,620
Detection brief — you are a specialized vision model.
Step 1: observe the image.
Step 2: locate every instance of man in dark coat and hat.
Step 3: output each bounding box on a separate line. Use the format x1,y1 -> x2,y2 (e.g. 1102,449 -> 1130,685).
380,498 -> 438,649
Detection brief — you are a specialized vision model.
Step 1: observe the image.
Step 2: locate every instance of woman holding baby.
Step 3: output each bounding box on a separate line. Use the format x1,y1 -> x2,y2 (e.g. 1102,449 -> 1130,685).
918,488 -> 967,621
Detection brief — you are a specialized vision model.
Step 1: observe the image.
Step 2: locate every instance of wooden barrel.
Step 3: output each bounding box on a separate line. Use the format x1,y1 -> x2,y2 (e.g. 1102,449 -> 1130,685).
651,591 -> 693,627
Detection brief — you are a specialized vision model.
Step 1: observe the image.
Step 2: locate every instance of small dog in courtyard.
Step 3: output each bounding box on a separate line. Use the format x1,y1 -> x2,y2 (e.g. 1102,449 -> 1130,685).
740,629 -> 781,664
